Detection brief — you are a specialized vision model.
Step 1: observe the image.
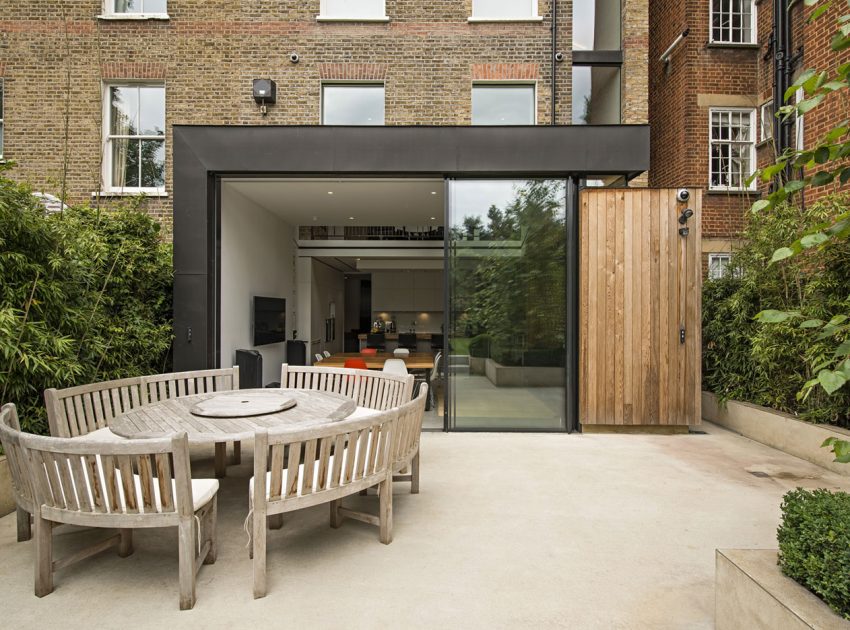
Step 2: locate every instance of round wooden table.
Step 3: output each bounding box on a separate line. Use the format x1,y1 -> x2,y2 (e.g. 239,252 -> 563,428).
110,388 -> 357,477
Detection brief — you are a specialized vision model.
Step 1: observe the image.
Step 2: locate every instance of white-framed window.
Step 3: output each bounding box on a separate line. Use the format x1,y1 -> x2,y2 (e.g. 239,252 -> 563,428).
709,108 -> 756,191
105,0 -> 168,16
759,100 -> 774,142
472,84 -> 536,125
103,83 -> 166,192
0,79 -> 4,159
710,0 -> 756,44
321,84 -> 385,125
708,253 -> 733,280
471,0 -> 539,21
318,0 -> 387,21
794,87 -> 805,152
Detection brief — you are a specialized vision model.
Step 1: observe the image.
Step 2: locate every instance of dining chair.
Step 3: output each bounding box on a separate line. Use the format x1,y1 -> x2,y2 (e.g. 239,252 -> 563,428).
361,348 -> 378,356
344,358 -> 369,370
366,333 -> 386,351
323,350 -> 331,358
383,358 -> 409,377
0,404 -> 36,542
314,353 -> 324,363
393,347 -> 410,357
398,333 -> 418,351
430,333 -> 444,352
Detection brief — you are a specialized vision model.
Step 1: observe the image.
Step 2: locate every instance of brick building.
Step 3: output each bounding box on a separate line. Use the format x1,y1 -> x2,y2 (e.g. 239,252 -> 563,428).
649,0 -> 849,278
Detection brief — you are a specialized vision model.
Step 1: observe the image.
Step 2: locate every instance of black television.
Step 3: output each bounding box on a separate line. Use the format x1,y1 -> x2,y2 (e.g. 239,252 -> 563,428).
253,296 -> 286,346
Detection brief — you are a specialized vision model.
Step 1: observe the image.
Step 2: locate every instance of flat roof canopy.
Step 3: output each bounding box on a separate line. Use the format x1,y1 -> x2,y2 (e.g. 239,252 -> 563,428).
172,124 -> 648,370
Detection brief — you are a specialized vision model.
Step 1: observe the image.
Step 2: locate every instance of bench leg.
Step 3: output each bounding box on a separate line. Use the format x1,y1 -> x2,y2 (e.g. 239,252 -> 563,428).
17,507 -> 31,542
118,529 -> 134,557
178,518 -> 196,610
253,509 -> 267,599
34,514 -> 53,597
379,477 -> 393,545
231,441 -> 242,465
411,450 -> 420,495
214,442 -> 227,478
329,499 -> 343,529
204,495 -> 217,565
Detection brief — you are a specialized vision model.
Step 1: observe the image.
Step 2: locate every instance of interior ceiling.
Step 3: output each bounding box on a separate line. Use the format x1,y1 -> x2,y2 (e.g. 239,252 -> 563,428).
223,178 -> 445,226
314,257 -> 444,273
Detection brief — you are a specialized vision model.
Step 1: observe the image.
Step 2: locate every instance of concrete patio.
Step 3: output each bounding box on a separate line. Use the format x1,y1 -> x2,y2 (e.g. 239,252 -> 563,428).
1,422 -> 848,629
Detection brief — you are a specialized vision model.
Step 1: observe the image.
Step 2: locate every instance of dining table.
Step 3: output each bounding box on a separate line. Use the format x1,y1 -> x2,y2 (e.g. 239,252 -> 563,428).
109,388 -> 372,477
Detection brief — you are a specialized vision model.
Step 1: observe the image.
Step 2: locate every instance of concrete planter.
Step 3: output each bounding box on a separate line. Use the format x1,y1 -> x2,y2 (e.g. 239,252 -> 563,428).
0,455 -> 16,517
484,358 -> 564,387
702,392 -> 850,478
716,549 -> 850,629
469,356 -> 486,376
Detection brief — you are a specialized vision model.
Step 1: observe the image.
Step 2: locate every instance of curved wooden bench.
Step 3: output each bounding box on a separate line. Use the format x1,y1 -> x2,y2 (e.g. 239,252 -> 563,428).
249,407 -> 398,598
389,384 -> 428,494
44,376 -> 144,439
279,364 -> 414,411
0,404 -> 37,542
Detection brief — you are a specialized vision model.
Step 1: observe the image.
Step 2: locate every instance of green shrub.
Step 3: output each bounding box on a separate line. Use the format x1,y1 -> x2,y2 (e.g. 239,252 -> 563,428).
703,194 -> 850,427
468,334 -> 492,358
0,165 -> 173,433
778,488 -> 850,620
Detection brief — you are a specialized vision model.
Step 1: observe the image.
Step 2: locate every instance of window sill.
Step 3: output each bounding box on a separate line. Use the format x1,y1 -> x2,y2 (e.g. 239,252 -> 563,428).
756,139 -> 773,149
97,14 -> 170,21
706,188 -> 759,195
467,16 -> 544,23
92,190 -> 168,198
706,42 -> 760,50
316,16 -> 390,22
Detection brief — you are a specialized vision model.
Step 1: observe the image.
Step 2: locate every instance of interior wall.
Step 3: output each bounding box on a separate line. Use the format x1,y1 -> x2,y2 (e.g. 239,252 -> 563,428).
220,185 -> 296,385
310,259 -> 346,359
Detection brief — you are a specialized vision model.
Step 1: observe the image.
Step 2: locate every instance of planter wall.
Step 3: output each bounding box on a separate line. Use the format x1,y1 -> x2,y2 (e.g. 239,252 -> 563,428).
716,549 -> 850,629
484,359 -> 564,387
703,392 -> 850,478
0,456 -> 16,518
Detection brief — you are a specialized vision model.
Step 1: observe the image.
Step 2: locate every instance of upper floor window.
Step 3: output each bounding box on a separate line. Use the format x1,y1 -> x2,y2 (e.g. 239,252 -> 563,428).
709,108 -> 756,191
322,84 -> 385,125
109,0 -> 168,15
104,84 -> 166,192
0,79 -> 4,159
710,0 -> 756,44
318,0 -> 387,21
573,0 -> 622,51
471,0 -> 538,20
472,84 -> 535,125
572,66 -> 621,124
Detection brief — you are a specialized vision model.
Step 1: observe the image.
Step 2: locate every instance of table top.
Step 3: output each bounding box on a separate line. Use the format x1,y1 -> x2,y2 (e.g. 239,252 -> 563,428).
110,388 -> 356,442
317,352 -> 435,370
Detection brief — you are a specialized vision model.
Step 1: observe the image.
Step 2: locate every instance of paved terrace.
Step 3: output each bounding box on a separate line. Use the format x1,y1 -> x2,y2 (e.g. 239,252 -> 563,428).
1,422 -> 848,629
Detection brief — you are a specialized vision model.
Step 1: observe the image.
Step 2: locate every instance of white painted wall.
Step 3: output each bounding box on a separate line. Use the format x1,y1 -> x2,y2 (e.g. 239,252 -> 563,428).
220,185 -> 296,385
310,259 -> 346,359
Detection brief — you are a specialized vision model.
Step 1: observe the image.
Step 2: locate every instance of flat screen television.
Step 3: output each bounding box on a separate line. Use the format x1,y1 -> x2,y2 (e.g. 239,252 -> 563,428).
253,296 -> 286,346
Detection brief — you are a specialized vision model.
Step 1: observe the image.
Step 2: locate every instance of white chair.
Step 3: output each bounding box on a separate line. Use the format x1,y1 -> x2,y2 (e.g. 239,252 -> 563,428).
383,358 -> 409,376
323,350 -> 331,358
393,347 -> 410,357
314,353 -> 324,363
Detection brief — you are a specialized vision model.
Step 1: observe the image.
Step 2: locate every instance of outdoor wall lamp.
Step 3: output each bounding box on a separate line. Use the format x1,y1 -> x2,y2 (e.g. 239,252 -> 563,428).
678,208 -> 694,224
253,79 -> 277,116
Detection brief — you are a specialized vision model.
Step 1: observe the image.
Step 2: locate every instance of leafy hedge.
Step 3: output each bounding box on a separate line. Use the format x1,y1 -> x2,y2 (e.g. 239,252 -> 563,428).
0,165 -> 173,434
703,195 -> 850,426
778,488 -> 850,620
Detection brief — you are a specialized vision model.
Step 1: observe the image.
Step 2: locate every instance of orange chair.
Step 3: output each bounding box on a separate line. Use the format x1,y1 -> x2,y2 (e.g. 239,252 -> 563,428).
344,358 -> 369,370
360,348 -> 378,356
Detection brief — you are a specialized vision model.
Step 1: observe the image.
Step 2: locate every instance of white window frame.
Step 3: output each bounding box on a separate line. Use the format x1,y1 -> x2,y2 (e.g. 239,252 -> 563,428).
0,78 -> 4,160
709,107 -> 757,192
794,87 -> 805,152
100,1 -> 169,19
709,0 -> 757,45
317,0 -> 389,22
320,82 -> 386,126
471,81 -> 538,125
469,0 -> 542,22
101,82 -> 167,195
708,253 -> 734,280
759,100 -> 774,143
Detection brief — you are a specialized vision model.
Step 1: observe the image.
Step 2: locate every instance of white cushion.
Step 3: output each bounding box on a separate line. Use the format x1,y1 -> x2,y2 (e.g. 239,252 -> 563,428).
348,406 -> 381,420
71,427 -> 127,443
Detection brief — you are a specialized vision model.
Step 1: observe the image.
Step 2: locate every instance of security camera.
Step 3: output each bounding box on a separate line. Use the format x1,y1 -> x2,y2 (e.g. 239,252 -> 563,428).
554,52 -> 565,63
676,188 -> 690,203
289,52 -> 300,64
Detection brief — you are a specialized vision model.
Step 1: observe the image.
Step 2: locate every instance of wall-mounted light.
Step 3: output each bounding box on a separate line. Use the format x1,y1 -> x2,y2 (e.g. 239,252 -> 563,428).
679,227 -> 690,237
678,208 -> 694,225
253,79 -> 277,116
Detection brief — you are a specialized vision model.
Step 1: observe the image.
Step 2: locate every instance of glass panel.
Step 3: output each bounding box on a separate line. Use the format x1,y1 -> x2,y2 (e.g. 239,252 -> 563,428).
712,0 -> 753,43
472,85 -> 535,125
322,0 -> 384,18
139,86 -> 165,135
140,140 -> 165,187
472,0 -> 534,18
144,0 -> 168,13
114,0 -> 138,12
573,0 -> 621,50
447,179 -> 567,431
110,86 -> 139,135
322,85 -> 385,125
111,138 -> 140,189
572,66 -> 620,124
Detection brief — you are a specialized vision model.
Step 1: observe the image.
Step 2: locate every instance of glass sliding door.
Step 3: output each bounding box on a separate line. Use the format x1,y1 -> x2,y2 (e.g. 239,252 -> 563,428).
446,179 -> 568,431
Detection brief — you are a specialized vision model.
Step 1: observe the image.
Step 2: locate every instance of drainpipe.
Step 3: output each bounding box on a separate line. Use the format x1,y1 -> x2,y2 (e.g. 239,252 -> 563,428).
773,0 -> 791,160
551,0 -> 558,125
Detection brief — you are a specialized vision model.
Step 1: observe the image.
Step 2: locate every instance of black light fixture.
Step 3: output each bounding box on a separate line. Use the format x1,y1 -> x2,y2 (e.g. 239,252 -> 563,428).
678,208 -> 694,224
679,226 -> 690,237
253,79 -> 277,116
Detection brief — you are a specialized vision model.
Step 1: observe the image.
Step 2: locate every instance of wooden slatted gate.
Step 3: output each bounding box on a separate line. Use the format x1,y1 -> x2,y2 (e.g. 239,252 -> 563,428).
579,188 -> 702,429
